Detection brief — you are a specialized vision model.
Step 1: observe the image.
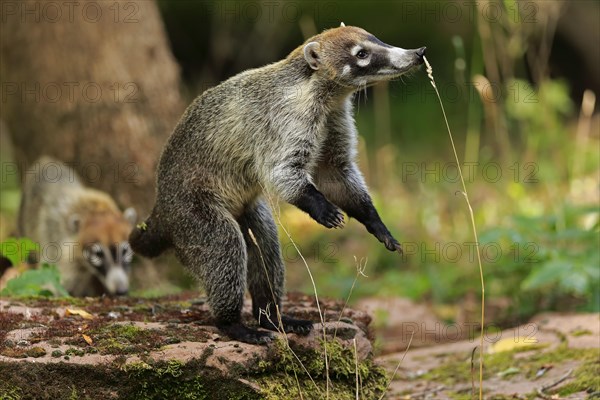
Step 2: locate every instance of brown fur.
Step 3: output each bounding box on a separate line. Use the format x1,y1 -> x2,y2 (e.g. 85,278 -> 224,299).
130,26 -> 424,343
77,211 -> 132,247
19,157 -> 136,296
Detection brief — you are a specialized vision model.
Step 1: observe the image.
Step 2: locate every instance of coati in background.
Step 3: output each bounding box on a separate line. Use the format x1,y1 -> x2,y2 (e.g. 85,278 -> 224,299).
19,157 -> 137,296
0,254 -> 17,290
130,25 -> 426,343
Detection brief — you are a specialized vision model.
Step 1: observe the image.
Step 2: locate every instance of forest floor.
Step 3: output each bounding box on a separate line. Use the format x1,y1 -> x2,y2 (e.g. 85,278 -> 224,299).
0,293 -> 598,399
368,297 -> 599,399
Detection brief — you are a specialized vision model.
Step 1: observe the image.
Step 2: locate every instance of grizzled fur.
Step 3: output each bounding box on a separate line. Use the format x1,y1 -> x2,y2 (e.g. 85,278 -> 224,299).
19,157 -> 136,296
130,25 -> 425,343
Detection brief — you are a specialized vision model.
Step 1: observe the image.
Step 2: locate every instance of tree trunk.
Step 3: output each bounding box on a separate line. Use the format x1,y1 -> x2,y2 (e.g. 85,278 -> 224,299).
0,0 -> 184,215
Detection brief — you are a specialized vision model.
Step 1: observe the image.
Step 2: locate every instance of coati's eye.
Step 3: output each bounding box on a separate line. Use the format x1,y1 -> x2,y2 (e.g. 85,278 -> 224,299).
84,243 -> 104,267
356,49 -> 369,59
121,243 -> 133,264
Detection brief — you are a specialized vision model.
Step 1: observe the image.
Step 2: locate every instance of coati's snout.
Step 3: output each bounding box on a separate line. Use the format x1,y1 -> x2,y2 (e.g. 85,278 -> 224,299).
303,25 -> 426,88
386,45 -> 426,74
82,242 -> 133,296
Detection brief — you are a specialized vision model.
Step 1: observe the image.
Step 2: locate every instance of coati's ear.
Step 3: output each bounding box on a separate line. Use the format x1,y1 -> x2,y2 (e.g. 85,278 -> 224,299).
303,42 -> 321,70
340,22 -> 345,27
68,214 -> 81,234
123,207 -> 137,226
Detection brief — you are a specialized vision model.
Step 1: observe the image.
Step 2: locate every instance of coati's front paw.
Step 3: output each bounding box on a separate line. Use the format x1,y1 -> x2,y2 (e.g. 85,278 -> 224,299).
217,322 -> 275,345
384,236 -> 403,254
313,202 -> 345,229
259,315 -> 313,335
375,231 -> 403,254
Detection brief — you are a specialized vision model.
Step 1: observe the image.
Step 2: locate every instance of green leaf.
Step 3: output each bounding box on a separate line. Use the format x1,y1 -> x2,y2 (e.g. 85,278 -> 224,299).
0,237 -> 40,266
560,271 -> 589,294
521,259 -> 570,290
0,265 -> 69,297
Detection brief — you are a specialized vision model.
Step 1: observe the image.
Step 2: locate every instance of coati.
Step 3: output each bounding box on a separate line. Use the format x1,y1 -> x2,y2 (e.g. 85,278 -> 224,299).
130,25 -> 426,343
0,254 -> 17,290
19,157 -> 137,296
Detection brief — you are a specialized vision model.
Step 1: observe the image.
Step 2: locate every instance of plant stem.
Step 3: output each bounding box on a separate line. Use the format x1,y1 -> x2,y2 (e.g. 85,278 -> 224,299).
424,56 -> 486,400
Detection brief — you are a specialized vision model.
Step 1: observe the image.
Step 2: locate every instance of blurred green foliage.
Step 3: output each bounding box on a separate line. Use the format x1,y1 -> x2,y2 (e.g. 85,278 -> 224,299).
1,1 -> 598,322
1,237 -> 38,267
0,237 -> 69,297
1,265 -> 69,298
482,204 -> 600,313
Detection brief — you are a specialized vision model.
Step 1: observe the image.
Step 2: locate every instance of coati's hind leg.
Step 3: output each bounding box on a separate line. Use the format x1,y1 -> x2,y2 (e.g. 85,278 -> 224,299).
171,200 -> 274,344
239,199 -> 313,335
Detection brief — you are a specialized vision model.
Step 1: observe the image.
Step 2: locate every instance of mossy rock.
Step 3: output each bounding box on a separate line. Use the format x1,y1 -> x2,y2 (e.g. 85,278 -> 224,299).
0,294 -> 384,399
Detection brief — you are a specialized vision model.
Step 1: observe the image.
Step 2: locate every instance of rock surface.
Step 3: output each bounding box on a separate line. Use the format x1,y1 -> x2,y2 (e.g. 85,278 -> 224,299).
3,294 -> 597,399
0,293 -> 387,399
355,297 -> 448,353
379,313 -> 599,399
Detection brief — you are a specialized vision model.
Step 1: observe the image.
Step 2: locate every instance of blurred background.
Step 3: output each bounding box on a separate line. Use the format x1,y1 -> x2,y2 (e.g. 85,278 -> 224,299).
1,0 -> 598,329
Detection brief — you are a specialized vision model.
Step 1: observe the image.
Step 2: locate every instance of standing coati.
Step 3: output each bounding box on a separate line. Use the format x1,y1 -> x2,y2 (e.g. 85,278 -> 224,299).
19,157 -> 137,296
130,25 -> 426,343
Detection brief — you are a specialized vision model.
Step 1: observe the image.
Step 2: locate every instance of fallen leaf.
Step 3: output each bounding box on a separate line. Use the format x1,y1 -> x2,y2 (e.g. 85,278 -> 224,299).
535,364 -> 553,379
82,334 -> 93,345
65,309 -> 95,320
489,337 -> 539,353
497,367 -> 520,377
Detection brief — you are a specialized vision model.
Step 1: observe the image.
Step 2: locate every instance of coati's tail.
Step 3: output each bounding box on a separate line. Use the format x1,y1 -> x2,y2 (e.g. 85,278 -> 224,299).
129,210 -> 172,258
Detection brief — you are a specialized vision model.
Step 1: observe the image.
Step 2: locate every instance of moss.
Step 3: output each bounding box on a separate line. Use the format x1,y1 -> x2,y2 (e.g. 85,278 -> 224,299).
0,385 -> 22,400
195,345 -> 214,367
0,294 -> 385,399
65,348 -> 85,357
0,359 -> 262,400
124,360 -> 204,399
256,360 -> 272,372
25,347 -> 46,358
0,345 -> 46,359
423,343 -> 584,386
68,386 -> 79,400
123,359 -> 261,400
0,348 -> 27,358
91,323 -> 164,355
423,345 -> 598,397
256,337 -> 388,399
570,329 -> 592,337
555,358 -> 600,395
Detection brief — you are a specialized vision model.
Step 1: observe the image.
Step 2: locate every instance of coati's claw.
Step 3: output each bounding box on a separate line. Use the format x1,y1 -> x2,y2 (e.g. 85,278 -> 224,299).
257,334 -> 275,344
384,237 -> 403,254
316,203 -> 345,229
218,322 -> 275,345
286,320 -> 313,335
388,239 -> 403,254
259,315 -> 314,335
375,231 -> 403,254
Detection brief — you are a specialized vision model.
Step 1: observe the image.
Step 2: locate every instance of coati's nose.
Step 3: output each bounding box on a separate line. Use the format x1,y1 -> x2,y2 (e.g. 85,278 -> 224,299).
115,288 -> 128,296
416,47 -> 427,59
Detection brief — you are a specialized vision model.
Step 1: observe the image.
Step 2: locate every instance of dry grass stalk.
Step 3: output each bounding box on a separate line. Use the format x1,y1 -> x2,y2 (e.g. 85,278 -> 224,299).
378,330 -> 415,400
424,56 -> 486,400
333,256 -> 368,341
260,188 -> 331,397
